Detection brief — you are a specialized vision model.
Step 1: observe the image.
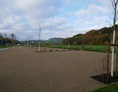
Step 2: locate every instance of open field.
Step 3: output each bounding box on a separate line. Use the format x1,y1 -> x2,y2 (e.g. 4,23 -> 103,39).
0,46 -> 107,92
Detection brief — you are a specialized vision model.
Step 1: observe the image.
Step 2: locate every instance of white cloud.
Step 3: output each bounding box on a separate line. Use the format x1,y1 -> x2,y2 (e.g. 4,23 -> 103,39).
75,4 -> 110,18
14,0 -> 40,10
73,2 -> 113,30
0,0 -> 114,40
13,0 -> 63,22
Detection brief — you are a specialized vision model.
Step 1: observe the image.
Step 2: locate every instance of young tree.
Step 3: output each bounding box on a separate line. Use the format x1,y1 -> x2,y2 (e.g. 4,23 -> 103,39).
10,33 -> 16,46
111,0 -> 118,77
38,25 -> 41,52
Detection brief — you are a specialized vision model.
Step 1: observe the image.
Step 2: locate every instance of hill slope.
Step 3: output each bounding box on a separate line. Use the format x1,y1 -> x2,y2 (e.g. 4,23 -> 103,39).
21,38 -> 64,44
62,25 -> 118,45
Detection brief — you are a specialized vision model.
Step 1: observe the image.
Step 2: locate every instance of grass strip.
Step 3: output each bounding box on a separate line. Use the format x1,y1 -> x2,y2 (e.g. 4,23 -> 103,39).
89,82 -> 118,92
46,45 -> 110,52
0,46 -> 9,48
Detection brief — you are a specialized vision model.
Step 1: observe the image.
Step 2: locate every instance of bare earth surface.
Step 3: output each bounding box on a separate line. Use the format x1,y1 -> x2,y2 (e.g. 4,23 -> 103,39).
0,46 -> 106,92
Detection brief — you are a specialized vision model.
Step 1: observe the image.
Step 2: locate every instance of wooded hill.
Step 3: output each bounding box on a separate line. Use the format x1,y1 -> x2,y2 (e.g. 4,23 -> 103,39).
62,25 -> 118,45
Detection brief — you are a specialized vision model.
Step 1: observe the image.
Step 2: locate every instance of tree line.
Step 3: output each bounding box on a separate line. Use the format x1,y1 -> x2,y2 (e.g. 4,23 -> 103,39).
62,25 -> 118,45
0,33 -> 21,46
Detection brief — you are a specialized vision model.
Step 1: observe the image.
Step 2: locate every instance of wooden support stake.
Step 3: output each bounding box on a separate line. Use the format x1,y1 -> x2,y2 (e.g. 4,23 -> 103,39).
106,43 -> 110,79
115,46 -> 118,77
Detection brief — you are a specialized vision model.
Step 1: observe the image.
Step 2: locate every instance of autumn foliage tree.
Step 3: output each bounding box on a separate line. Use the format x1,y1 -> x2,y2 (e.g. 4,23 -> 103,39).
62,26 -> 116,45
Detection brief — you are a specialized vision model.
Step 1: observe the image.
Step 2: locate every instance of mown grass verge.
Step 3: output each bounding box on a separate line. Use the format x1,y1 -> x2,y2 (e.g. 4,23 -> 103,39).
46,45 -> 113,52
0,46 -> 9,48
89,82 -> 118,92
84,45 -> 108,52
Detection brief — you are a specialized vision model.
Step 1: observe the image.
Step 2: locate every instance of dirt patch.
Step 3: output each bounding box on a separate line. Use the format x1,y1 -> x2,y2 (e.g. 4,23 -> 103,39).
91,72 -> 118,85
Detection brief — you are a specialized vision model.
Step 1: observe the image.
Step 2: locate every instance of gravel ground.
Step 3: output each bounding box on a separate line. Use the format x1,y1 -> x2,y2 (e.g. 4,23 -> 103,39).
0,46 -> 106,92
0,48 -> 8,51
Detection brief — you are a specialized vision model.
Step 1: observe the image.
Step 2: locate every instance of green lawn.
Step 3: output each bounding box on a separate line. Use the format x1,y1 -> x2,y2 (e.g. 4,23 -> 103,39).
47,45 -> 111,52
84,45 -> 108,52
0,46 -> 9,48
89,82 -> 118,92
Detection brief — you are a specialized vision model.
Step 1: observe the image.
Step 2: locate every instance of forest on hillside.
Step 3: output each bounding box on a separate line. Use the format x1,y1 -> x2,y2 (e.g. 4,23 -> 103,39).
62,25 -> 118,45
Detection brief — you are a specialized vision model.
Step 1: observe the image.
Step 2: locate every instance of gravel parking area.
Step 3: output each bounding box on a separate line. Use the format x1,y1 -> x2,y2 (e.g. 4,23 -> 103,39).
0,46 -> 106,92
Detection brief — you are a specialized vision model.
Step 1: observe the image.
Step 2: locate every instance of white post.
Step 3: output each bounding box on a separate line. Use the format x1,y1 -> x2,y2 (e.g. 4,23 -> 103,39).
38,41 -> 40,52
111,30 -> 115,76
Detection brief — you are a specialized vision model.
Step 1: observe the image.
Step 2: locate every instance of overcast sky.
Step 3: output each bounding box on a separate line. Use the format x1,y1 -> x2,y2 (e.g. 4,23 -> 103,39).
0,0 -> 114,41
